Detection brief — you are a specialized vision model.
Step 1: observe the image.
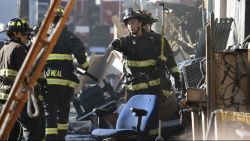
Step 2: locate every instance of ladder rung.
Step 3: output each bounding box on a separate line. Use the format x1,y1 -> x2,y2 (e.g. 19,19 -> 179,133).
8,108 -> 13,114
40,39 -> 50,45
13,94 -> 23,101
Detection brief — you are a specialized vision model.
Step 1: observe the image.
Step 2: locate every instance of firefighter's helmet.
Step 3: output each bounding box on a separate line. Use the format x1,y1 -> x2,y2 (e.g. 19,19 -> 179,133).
56,7 -> 64,17
139,10 -> 158,26
122,8 -> 143,25
43,7 -> 64,17
52,7 -> 64,24
6,18 -> 32,36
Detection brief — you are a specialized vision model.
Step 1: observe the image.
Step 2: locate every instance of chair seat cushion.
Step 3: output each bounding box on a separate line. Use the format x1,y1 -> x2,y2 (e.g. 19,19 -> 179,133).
92,129 -> 137,137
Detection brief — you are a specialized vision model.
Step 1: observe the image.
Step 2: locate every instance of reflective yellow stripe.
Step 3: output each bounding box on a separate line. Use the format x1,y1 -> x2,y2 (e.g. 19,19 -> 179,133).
149,128 -> 158,135
126,78 -> 160,91
0,93 -> 9,100
9,22 -> 15,26
0,85 -> 11,90
57,7 -> 64,13
47,78 -> 79,88
162,90 -> 172,97
0,69 -> 18,77
170,65 -> 179,73
46,70 -> 62,77
45,128 -> 58,135
58,123 -> 68,130
126,59 -> 156,67
17,22 -> 21,26
47,54 -> 73,61
80,61 -> 89,69
37,95 -> 44,101
127,83 -> 148,91
148,78 -> 161,86
9,21 -> 22,26
159,55 -> 167,61
21,18 -> 28,24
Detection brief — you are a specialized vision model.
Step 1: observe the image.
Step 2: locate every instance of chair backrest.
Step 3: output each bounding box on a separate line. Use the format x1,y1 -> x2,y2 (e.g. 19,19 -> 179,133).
79,85 -> 104,113
116,94 -> 158,134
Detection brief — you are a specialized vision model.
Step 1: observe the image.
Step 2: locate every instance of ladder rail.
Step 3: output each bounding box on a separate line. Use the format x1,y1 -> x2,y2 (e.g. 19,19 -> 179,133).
0,0 -> 75,140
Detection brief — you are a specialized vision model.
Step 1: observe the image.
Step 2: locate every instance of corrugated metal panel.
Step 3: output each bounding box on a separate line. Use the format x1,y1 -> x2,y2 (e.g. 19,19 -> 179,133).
181,57 -> 204,89
183,62 -> 202,88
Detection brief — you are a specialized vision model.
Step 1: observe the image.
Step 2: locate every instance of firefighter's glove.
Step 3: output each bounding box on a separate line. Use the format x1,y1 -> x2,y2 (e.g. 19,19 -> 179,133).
172,72 -> 181,90
155,58 -> 166,71
174,78 -> 181,90
79,61 -> 89,71
109,38 -> 121,50
37,78 -> 47,86
80,64 -> 89,71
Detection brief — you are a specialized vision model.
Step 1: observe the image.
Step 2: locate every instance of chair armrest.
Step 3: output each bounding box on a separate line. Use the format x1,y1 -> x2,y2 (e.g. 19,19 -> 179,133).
93,108 -> 110,117
130,107 -> 148,133
130,107 -> 148,117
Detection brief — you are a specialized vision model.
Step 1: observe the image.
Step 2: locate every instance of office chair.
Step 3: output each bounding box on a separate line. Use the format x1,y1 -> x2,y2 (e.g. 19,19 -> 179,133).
92,94 -> 159,140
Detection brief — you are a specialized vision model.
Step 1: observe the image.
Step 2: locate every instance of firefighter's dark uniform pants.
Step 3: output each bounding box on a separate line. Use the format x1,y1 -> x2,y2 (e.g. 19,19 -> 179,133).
0,100 -> 22,140
0,96 -> 45,141
44,85 -> 73,141
20,98 -> 45,141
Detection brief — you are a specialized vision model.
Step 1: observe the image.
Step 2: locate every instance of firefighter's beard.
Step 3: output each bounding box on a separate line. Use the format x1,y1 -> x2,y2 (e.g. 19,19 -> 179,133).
130,27 -> 140,36
17,37 -> 22,44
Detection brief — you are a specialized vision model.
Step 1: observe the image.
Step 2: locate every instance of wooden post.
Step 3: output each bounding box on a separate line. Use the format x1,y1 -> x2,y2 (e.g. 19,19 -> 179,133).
210,12 -> 216,118
206,12 -> 216,120
191,109 -> 206,140
248,45 -> 250,112
206,22 -> 211,119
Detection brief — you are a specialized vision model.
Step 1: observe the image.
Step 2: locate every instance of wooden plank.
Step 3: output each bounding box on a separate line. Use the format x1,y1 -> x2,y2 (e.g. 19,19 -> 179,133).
248,46 -> 250,112
111,15 -> 128,38
215,51 -> 248,112
206,23 -> 211,119
210,12 -> 216,116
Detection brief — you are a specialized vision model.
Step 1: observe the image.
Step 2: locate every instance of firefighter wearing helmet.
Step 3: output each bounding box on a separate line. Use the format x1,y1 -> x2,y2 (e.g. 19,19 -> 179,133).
43,7 -> 89,140
140,9 -> 182,126
109,8 -> 181,136
0,18 -> 45,140
138,10 -> 158,32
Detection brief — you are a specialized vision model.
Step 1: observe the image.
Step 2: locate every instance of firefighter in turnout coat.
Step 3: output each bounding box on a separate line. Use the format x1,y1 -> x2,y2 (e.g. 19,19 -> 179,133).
0,18 -> 45,141
44,7 -> 89,140
109,8 -> 181,121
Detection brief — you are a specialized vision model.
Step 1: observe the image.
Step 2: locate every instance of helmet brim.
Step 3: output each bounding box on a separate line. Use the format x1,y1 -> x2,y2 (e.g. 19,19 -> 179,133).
1,28 -> 33,36
123,16 -> 143,25
151,18 -> 158,23
142,18 -> 158,26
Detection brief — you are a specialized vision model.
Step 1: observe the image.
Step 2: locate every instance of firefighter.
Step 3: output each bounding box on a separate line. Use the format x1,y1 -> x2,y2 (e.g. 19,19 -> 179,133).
140,9 -> 182,121
43,7 -> 89,141
138,10 -> 158,32
24,18 -> 46,141
0,18 -> 44,140
109,8 -> 181,121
